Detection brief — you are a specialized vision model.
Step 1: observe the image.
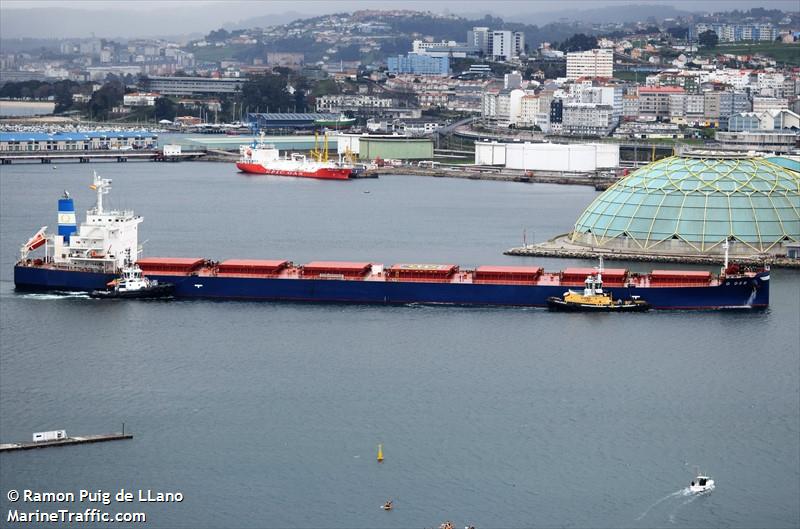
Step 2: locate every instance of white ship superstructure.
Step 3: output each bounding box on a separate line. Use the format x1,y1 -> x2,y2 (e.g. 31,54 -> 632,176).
20,171 -> 141,273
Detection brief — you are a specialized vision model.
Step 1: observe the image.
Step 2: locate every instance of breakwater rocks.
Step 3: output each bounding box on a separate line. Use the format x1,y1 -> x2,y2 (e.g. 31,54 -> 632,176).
505,242 -> 800,269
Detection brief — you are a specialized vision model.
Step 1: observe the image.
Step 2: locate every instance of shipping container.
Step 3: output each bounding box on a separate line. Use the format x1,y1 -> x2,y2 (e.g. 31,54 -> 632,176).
33,430 -> 67,442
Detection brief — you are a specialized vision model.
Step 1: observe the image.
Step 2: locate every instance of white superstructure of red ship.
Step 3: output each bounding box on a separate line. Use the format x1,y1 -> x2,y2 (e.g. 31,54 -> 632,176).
236,133 -> 353,180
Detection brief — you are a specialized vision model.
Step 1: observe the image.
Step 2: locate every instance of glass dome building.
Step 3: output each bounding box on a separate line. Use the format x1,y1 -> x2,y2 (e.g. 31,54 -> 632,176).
570,153 -> 800,256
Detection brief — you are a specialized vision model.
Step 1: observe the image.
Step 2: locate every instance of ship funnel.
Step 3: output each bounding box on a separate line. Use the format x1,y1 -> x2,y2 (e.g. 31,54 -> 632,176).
57,191 -> 77,244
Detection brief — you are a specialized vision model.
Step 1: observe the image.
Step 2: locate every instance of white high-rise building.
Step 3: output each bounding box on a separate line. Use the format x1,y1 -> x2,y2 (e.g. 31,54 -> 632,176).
504,71 -> 522,90
468,27 -> 492,55
566,49 -> 613,80
491,31 -> 525,61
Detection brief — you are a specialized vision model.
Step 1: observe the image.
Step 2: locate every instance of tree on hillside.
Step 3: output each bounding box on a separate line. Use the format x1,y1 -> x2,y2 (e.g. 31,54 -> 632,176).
557,33 -> 598,52
698,30 -> 719,48
88,80 -> 124,120
154,97 -> 176,121
240,74 -> 293,114
667,26 -> 688,40
52,80 -> 77,113
291,76 -> 310,113
207,28 -> 230,42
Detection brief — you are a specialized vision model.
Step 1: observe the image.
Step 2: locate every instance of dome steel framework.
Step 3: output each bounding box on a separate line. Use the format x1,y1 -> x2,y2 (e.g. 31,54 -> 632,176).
570,154 -> 800,255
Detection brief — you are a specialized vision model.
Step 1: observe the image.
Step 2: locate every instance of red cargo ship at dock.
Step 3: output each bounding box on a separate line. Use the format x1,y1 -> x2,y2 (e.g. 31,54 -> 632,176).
236,133 -> 353,180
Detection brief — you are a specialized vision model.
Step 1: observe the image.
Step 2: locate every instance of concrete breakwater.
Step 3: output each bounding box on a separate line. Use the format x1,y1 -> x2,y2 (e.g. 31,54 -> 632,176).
506,238 -> 800,269
364,166 -> 615,188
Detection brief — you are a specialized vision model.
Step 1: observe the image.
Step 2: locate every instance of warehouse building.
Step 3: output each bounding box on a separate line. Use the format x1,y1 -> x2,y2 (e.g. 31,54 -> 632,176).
0,131 -> 158,152
337,133 -> 433,160
145,76 -> 247,96
246,112 -> 346,131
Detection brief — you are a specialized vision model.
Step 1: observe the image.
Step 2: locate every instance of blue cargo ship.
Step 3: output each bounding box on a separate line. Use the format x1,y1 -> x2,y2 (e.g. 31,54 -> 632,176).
14,173 -> 770,310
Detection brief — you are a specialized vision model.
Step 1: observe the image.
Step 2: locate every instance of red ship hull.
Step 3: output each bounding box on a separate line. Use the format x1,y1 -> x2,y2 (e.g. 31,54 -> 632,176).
236,162 -> 350,180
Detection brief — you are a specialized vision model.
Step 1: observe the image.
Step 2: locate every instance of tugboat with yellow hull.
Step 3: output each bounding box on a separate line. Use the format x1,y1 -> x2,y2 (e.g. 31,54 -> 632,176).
547,261 -> 650,312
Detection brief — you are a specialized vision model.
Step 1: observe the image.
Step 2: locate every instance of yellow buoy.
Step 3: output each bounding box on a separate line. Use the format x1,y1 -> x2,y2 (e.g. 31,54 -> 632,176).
377,443 -> 384,463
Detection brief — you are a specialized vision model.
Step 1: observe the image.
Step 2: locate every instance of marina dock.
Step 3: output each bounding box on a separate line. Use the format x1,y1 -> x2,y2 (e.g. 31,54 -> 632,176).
0,150 -> 205,164
0,432 -> 132,452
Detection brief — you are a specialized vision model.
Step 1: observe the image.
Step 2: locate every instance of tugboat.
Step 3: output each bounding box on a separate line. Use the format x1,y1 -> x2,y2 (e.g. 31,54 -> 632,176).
547,261 -> 649,312
689,474 -> 715,493
90,263 -> 174,299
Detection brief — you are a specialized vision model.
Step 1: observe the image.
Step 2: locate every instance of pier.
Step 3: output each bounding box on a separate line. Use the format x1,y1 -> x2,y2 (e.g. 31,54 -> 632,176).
505,236 -> 800,269
0,432 -> 133,452
364,166 -> 616,188
0,150 -> 205,164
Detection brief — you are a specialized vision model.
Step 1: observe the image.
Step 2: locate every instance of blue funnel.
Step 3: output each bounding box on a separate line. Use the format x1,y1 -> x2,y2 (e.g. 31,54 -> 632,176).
58,194 -> 77,244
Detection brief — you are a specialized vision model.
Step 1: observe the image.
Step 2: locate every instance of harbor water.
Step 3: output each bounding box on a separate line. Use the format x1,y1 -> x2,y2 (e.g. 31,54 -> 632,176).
1,162 -> 798,528
0,101 -> 56,117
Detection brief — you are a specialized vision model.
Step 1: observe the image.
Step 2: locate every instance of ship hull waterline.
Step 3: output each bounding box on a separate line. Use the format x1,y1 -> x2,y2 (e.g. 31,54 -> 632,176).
14,266 -> 770,310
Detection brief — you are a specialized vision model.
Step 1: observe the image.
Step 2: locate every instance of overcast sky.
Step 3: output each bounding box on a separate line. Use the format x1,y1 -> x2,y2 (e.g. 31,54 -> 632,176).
1,0 -> 798,39
4,0 -> 798,11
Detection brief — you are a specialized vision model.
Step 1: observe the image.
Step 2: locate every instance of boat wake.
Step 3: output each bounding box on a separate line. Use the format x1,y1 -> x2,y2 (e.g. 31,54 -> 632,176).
667,491 -> 705,524
20,291 -> 90,300
635,489 -> 688,521
638,484 -> 713,524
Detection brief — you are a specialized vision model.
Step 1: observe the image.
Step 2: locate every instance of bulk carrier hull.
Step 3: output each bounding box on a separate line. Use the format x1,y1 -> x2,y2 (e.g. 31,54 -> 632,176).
14,265 -> 770,310
13,172 -> 771,311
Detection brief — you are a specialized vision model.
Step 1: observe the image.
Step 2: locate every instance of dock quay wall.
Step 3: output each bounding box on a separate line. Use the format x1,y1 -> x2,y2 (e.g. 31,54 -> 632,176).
506,239 -> 800,269
363,167 -> 616,188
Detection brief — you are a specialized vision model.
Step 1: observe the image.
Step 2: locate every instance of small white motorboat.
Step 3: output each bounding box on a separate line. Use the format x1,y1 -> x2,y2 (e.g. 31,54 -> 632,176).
689,474 -> 715,493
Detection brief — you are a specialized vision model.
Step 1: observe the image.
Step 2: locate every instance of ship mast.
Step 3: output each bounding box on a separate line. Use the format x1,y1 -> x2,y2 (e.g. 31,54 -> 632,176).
722,239 -> 729,272
91,171 -> 112,214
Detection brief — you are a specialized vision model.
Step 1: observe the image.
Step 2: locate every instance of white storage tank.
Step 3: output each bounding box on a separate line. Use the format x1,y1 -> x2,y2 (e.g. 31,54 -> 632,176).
474,141 -> 507,165
595,143 -> 620,168
564,144 -> 597,172
336,133 -> 361,155
498,142 -> 620,172
33,430 -> 67,442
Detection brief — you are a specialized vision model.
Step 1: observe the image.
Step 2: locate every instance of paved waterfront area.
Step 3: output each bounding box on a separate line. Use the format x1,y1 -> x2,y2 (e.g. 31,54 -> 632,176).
507,233 -> 800,268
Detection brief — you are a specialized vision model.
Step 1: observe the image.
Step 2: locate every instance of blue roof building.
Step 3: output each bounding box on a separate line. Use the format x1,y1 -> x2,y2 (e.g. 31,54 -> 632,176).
387,53 -> 450,76
245,113 -> 344,130
0,131 -> 158,152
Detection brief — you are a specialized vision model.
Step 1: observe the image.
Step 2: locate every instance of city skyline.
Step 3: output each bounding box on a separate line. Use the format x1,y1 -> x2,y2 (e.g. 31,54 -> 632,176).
1,0 -> 798,39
